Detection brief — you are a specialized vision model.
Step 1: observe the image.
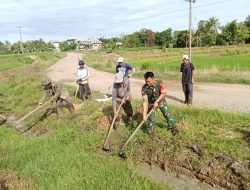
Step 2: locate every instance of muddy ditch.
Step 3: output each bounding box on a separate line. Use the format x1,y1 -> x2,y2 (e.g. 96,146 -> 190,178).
100,123 -> 250,190
137,164 -> 226,190
136,148 -> 250,190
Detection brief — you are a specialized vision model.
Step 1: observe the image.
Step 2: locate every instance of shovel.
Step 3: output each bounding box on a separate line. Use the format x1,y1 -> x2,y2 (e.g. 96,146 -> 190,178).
102,102 -> 123,151
16,100 -> 51,124
118,108 -> 154,158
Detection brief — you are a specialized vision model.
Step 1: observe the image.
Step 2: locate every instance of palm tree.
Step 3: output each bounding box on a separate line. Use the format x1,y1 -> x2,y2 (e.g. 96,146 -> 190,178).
196,17 -> 220,46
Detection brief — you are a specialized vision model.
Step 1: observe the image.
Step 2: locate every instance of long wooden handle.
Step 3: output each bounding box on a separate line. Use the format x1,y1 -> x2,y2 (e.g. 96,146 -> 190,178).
74,84 -> 80,103
119,109 -> 154,153
102,102 -> 123,148
16,100 -> 51,123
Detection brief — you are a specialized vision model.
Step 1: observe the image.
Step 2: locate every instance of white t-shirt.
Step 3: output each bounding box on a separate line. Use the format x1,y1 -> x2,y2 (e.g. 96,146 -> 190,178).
76,67 -> 89,81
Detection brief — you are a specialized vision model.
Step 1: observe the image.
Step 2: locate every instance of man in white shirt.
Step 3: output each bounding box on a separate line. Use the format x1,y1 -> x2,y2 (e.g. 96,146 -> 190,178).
76,60 -> 91,100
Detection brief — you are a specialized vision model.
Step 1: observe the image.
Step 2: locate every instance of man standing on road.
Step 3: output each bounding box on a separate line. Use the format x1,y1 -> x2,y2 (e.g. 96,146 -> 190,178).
112,71 -> 133,130
180,55 -> 195,105
141,72 -> 179,135
39,80 -> 74,117
76,60 -> 92,101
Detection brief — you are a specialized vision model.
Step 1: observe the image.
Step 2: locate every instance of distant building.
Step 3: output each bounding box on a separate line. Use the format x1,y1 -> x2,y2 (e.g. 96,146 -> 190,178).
75,39 -> 102,50
52,41 -> 60,52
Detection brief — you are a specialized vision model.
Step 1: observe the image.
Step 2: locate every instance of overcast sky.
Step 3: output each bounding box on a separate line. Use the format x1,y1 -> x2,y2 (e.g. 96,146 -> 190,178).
0,0 -> 249,43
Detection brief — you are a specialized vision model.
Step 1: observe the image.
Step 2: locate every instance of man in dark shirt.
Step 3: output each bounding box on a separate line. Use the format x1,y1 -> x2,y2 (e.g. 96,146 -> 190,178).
180,55 -> 195,105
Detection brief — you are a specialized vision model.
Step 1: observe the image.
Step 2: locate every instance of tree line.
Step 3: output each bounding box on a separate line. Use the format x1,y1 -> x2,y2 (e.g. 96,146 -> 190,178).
1,15 -> 250,54
99,15 -> 250,49
0,39 -> 55,54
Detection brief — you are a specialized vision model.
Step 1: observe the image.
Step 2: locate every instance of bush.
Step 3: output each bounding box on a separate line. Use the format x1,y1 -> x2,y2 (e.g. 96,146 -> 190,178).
140,63 -> 149,70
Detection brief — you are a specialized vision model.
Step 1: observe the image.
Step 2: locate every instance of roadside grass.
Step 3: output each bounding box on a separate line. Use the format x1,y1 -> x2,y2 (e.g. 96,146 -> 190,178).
109,103 -> 250,162
0,53 -> 168,190
83,45 -> 250,84
0,54 -> 34,72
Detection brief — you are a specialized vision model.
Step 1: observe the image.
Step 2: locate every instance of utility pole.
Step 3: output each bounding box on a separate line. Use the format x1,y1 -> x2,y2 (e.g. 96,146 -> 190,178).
185,0 -> 195,61
17,26 -> 24,53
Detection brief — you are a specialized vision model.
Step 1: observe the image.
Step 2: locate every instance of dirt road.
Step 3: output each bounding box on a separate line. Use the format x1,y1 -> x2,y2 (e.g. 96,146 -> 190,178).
47,53 -> 250,113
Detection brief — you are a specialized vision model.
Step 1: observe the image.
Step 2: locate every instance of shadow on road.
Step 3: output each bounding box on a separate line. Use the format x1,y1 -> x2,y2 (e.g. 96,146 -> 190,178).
166,95 -> 184,104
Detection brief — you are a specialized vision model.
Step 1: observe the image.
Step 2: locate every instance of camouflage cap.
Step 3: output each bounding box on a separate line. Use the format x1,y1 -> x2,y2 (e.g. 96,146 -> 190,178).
42,80 -> 52,86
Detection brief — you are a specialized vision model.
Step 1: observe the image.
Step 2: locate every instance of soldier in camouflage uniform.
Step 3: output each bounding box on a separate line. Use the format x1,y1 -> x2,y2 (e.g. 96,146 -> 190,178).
39,80 -> 74,117
141,72 -> 179,135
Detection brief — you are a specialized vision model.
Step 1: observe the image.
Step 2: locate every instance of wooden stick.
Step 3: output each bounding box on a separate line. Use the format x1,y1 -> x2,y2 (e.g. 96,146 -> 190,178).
119,109 -> 154,154
16,100 -> 51,124
74,84 -> 80,103
102,102 -> 123,149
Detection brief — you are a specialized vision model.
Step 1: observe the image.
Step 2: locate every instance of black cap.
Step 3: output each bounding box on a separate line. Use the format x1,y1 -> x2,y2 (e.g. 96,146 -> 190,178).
78,60 -> 84,65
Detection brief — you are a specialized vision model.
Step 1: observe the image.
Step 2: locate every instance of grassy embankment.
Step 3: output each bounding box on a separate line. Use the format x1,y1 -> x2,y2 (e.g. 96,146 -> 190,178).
0,53 -> 167,190
0,52 -> 249,189
83,45 -> 250,84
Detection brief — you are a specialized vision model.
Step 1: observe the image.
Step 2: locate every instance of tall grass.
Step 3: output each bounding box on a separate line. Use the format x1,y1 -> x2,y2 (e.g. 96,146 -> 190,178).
0,54 -> 33,72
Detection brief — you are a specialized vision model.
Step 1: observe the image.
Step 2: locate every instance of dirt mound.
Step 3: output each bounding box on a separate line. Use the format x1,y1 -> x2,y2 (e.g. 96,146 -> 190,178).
0,171 -> 33,190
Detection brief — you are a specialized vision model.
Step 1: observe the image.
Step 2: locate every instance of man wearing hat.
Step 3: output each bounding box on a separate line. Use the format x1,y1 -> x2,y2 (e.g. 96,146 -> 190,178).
180,55 -> 195,105
112,71 -> 133,130
116,57 -> 135,100
116,57 -> 135,78
76,59 -> 92,100
39,80 -> 74,117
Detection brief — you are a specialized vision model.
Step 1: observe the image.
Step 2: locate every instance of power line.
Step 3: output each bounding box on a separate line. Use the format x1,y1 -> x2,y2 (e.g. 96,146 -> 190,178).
105,0 -> 233,26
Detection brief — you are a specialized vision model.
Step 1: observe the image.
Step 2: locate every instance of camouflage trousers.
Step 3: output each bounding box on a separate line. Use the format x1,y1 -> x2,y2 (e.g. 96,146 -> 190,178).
56,97 -> 74,116
39,97 -> 74,120
147,101 -> 176,129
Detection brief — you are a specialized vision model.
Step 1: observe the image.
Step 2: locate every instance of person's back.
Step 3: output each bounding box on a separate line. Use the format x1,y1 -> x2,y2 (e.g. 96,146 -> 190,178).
112,73 -> 133,129
112,75 -> 130,106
